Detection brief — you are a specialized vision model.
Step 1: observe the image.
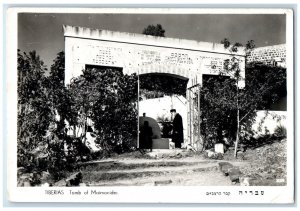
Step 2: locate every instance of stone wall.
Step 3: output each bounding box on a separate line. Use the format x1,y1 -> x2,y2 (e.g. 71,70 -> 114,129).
247,44 -> 286,68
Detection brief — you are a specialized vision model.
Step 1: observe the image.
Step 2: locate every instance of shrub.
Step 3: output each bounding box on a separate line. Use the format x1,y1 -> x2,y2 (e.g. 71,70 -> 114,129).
274,125 -> 287,138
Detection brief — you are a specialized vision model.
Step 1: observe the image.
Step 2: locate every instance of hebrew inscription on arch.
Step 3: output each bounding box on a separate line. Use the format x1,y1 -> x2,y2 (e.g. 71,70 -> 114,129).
138,50 -> 194,67
73,44 -> 123,67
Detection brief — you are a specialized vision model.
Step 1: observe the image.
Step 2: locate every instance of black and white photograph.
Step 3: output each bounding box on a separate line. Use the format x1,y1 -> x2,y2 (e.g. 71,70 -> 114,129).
5,7 -> 294,203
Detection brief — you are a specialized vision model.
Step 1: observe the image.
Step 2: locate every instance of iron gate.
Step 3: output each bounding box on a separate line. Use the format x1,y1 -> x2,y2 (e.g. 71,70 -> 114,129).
186,84 -> 203,151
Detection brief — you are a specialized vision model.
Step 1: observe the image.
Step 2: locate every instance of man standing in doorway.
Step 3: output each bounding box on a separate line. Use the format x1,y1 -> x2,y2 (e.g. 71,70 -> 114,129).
170,109 -> 183,148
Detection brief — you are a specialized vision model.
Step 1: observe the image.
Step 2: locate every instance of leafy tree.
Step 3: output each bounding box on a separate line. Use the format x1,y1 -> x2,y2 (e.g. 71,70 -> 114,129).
69,66 -> 138,154
46,51 -> 77,132
220,38 -> 251,157
43,51 -> 81,179
142,24 -> 166,37
18,50 -> 83,182
245,62 -> 286,111
200,75 -> 238,149
17,50 -> 52,168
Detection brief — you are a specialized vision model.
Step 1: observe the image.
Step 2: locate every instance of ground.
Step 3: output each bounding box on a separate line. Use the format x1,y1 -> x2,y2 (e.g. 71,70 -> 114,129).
77,150 -> 246,186
76,138 -> 287,186
17,138 -> 287,186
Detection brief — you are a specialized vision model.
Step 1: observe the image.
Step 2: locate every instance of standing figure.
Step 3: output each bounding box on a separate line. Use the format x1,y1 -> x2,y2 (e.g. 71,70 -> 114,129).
170,109 -> 184,148
139,121 -> 153,150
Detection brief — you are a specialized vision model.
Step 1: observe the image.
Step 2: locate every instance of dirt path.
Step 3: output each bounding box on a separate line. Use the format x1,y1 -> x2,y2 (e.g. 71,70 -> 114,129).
79,151 -> 249,186
89,169 -> 234,186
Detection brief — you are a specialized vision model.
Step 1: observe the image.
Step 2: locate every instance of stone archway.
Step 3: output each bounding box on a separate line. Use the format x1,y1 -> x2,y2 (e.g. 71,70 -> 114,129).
63,25 -> 246,150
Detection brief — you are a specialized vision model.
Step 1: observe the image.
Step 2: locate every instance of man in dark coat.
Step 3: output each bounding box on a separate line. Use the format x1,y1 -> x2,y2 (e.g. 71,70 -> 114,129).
170,109 -> 184,148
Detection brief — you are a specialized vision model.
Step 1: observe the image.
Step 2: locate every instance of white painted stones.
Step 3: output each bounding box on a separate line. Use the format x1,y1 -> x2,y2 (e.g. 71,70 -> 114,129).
204,149 -> 223,160
215,143 -> 224,154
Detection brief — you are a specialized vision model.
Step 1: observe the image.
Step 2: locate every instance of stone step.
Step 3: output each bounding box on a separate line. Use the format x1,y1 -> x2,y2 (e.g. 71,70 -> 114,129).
81,165 -> 219,184
88,169 -> 233,186
79,160 -> 216,171
77,158 -> 248,186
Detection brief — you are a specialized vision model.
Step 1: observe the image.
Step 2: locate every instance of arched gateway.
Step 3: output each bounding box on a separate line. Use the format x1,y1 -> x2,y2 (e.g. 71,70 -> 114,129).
64,25 -> 246,149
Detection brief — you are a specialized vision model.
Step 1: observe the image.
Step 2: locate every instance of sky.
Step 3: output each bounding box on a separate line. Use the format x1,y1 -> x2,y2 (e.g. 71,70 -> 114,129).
18,13 -> 286,69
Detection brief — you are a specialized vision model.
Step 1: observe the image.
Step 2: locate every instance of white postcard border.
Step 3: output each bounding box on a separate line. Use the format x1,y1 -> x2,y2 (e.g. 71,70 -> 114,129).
5,7 -> 295,204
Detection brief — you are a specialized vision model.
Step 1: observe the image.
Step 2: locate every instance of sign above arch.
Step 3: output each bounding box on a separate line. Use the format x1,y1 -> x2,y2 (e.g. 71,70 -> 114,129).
64,25 -> 246,87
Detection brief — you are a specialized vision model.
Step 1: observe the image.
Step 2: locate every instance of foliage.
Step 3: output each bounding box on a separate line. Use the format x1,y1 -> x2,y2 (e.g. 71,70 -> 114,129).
200,39 -> 286,155
17,50 -> 53,169
200,75 -> 238,149
42,51 -> 89,180
139,89 -> 165,100
246,62 -> 286,110
274,125 -> 287,138
139,74 -> 188,97
69,66 -> 138,155
46,51 -> 77,127
156,113 -> 171,123
156,114 -> 172,138
142,24 -> 166,37
17,50 -> 88,184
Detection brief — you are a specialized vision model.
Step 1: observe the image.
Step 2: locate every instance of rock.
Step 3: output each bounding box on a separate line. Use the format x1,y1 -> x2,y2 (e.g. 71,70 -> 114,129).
41,183 -> 50,187
187,170 -> 194,174
205,149 -> 214,158
169,142 -> 175,149
17,167 -> 26,176
175,153 -> 182,158
79,183 -> 87,187
66,172 -> 83,186
228,147 -> 235,151
205,150 -> 223,160
239,177 -> 252,186
236,151 -> 245,160
239,144 -> 247,152
17,180 -> 24,187
23,181 -> 31,187
154,179 -> 172,186
54,179 -> 67,187
249,178 -> 284,186
187,144 -> 196,152
53,172 -> 83,187
18,173 -> 32,187
40,171 -> 52,183
211,166 -> 218,171
276,178 -> 285,183
19,173 -> 31,180
218,162 -> 234,175
228,167 -> 243,183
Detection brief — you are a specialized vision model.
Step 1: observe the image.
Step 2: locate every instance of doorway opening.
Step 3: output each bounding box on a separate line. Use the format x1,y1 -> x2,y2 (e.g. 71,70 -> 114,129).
138,73 -> 189,150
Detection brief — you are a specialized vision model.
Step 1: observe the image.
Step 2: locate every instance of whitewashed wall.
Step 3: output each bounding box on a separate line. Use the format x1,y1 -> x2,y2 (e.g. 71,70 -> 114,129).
139,95 -> 188,141
252,110 -> 287,136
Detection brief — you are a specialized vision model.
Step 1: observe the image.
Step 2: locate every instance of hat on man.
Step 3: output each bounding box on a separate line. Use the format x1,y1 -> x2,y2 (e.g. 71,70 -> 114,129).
170,109 -> 176,113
